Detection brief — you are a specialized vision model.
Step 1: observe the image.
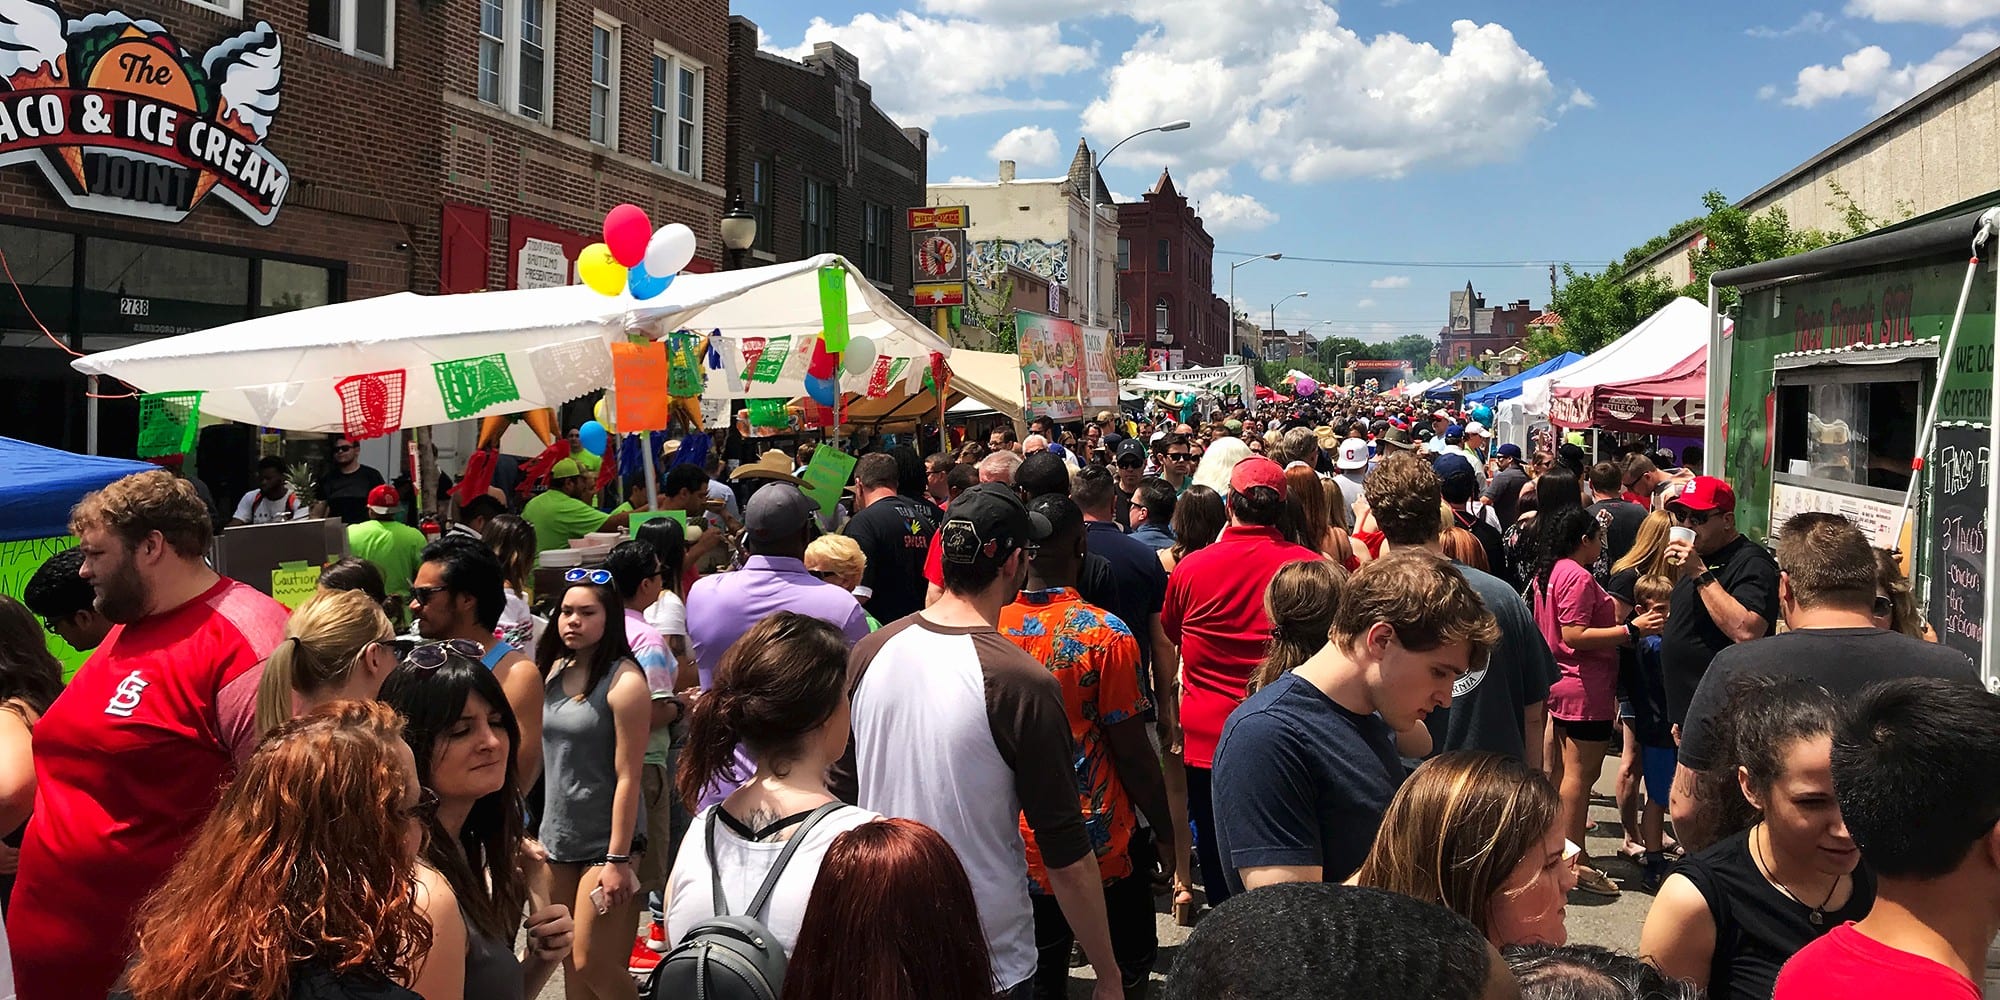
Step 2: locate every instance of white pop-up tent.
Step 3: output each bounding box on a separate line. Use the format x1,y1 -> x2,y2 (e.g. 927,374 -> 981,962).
1516,297 -> 1714,424
71,254 -> 949,433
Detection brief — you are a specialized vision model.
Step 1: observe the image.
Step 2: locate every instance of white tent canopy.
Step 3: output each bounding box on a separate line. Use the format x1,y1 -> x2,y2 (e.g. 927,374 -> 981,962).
1518,297 -> 1712,421
72,255 -> 949,432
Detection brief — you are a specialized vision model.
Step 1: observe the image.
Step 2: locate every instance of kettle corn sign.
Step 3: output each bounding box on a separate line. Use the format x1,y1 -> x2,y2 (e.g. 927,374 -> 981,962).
0,1 -> 288,225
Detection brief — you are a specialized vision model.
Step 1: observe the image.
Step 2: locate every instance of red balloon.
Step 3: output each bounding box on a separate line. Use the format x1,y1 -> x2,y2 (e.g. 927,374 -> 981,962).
808,338 -> 839,380
603,204 -> 652,268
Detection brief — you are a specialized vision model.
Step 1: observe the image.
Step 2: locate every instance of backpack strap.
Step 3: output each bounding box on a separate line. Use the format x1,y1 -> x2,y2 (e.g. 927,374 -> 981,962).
707,802 -> 847,920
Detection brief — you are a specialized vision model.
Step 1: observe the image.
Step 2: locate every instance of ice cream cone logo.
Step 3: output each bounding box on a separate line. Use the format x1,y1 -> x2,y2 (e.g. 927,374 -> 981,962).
0,2 -> 287,225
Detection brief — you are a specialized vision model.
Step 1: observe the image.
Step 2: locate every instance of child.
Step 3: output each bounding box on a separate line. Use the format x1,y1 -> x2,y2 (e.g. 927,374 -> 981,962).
1628,574 -> 1677,890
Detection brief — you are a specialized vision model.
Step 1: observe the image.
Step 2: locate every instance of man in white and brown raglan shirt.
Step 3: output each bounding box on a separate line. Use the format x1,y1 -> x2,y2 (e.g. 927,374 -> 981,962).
835,482 -> 1125,1000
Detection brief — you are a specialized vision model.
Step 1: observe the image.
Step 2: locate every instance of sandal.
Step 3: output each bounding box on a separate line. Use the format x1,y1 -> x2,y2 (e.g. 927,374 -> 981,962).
1173,884 -> 1198,927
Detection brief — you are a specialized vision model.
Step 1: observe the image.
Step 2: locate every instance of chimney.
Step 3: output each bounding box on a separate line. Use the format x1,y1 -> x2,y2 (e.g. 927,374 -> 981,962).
998,160 -> 1016,183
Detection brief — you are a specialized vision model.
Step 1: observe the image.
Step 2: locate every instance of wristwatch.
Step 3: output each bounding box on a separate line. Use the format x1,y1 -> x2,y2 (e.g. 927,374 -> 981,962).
1693,569 -> 1717,587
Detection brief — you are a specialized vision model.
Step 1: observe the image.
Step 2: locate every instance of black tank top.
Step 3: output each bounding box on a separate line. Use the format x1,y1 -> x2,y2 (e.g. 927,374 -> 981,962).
1675,828 -> 1875,1000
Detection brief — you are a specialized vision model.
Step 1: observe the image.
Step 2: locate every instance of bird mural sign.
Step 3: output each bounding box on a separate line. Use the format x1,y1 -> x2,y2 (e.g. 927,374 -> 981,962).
0,1 -> 288,225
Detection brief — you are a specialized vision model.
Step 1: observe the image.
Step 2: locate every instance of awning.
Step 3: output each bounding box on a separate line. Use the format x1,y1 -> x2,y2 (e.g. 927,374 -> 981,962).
1465,353 -> 1584,406
1582,345 -> 1706,434
1536,297 -> 1716,425
839,349 -> 1025,435
0,436 -> 155,542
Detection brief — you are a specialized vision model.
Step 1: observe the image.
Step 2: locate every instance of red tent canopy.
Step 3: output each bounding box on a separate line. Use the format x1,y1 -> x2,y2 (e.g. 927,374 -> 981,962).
1577,345 -> 1706,434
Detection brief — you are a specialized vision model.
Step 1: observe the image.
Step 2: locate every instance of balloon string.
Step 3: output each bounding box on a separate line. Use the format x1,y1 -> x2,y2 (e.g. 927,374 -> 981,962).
0,248 -> 142,398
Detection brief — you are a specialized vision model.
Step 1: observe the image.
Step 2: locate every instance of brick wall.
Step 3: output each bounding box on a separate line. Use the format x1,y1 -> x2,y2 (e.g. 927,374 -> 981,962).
725,15 -> 926,310
1114,171 -> 1229,366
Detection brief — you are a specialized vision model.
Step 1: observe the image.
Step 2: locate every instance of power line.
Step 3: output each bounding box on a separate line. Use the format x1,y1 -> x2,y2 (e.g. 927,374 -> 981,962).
1218,249 -> 1580,268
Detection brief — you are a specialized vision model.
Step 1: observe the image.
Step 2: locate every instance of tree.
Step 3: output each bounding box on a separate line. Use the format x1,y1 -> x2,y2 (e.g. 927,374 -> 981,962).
957,275 -> 1019,354
1541,263 -> 1680,358
1115,348 -> 1146,380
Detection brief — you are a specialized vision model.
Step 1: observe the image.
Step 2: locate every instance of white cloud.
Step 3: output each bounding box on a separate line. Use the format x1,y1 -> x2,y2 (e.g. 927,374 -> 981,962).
1370,275 -> 1411,289
1757,83 -> 1780,100
945,175 -> 985,184
769,13 -> 1093,128
1182,167 -> 1278,231
1082,6 -> 1560,183
1357,298 -> 1377,308
1845,0 -> 2000,27
987,125 -> 1061,166
1561,88 -> 1596,112
918,0 -> 1124,18
1747,11 -> 1835,37
1783,31 -> 1999,112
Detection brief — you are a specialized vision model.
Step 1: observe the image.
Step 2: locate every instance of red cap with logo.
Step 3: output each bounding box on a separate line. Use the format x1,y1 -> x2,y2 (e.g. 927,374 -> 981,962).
1667,476 -> 1735,514
367,484 -> 401,515
1229,456 -> 1288,499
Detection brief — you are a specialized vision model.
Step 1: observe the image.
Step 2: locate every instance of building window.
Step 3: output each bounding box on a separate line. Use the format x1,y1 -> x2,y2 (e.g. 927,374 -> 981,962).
519,0 -> 550,119
1121,300 -> 1131,333
183,0 -> 243,16
477,0 -> 504,104
1156,239 -> 1170,272
308,0 -> 393,63
802,178 -> 836,257
650,47 -> 705,177
589,17 -> 619,148
751,159 -> 773,252
861,203 -> 893,283
1155,296 -> 1170,334
477,0 -> 551,120
1116,239 -> 1130,271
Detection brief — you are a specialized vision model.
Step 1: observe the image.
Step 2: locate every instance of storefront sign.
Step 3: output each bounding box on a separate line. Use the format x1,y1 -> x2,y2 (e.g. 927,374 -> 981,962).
1016,313 -> 1082,422
1928,424 -> 1990,678
0,7 -> 290,225
516,237 -> 570,289
1769,481 -> 1904,550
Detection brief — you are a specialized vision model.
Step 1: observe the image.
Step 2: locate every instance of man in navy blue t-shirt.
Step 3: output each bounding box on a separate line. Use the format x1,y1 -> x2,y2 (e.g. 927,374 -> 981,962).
1213,549 -> 1500,892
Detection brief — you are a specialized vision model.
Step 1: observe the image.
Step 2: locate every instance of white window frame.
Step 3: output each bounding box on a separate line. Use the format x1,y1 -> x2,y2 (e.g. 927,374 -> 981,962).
475,0 -> 554,124
308,0 -> 394,65
180,0 -> 242,17
476,0 -> 505,106
589,14 -> 621,149
650,44 -> 705,179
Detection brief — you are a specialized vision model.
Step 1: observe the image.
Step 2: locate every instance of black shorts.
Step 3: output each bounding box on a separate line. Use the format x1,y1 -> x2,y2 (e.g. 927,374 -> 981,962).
1555,718 -> 1615,742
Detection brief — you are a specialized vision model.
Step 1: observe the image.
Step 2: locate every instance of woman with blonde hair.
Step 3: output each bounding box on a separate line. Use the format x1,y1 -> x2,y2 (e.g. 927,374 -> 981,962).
1607,510 -> 1677,613
115,701 -> 434,1000
1245,560 -> 1345,696
1439,501 -> 1490,572
1353,751 -> 1574,947
804,534 -> 877,630
1190,437 -> 1251,496
254,588 -> 399,737
1871,547 -> 1936,641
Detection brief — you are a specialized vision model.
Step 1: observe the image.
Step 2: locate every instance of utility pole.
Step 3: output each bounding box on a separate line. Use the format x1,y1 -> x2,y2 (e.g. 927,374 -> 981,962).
1549,263 -> 1558,303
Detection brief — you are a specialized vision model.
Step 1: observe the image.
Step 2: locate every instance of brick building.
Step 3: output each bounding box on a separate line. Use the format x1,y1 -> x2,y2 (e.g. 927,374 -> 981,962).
724,16 -> 926,308
1114,169 -> 1229,367
0,0 -> 730,500
1436,282 -> 1535,365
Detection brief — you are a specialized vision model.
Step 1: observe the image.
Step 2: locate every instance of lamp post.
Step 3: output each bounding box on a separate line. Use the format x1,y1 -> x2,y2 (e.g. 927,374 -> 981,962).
719,192 -> 756,270
1333,350 -> 1352,388
1229,250 -> 1281,360
1269,291 -> 1309,360
1087,119 -> 1191,328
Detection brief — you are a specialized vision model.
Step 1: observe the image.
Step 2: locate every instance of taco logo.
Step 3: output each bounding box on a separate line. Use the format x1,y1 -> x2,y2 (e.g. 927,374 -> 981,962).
0,0 -> 287,225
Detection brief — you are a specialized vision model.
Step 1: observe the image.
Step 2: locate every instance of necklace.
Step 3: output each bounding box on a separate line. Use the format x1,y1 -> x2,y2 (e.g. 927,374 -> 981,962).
1752,825 -> 1841,926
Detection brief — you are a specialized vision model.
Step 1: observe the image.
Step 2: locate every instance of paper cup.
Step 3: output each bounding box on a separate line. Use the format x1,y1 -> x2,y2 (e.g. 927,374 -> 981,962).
1668,525 -> 1696,564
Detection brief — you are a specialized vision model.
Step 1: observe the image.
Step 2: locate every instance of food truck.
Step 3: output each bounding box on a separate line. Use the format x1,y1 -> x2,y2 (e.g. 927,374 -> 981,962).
1709,197 -> 1999,681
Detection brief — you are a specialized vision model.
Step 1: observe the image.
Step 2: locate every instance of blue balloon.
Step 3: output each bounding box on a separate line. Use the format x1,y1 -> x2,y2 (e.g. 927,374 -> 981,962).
1469,402 -> 1494,426
578,420 -> 610,456
627,265 -> 673,301
804,373 -> 839,407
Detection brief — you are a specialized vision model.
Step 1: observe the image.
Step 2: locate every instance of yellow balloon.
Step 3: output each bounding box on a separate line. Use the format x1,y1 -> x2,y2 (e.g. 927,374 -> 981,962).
578,242 -> 626,296
594,398 -> 615,433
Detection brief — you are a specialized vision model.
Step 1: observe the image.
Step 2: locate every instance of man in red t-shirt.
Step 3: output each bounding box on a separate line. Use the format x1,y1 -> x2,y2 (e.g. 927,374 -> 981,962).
1160,455 -> 1318,907
9,471 -> 289,1000
1773,677 -> 1999,1000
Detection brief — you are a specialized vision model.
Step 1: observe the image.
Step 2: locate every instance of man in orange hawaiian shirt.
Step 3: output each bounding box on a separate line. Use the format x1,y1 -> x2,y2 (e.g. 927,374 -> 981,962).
1000,494 -> 1173,999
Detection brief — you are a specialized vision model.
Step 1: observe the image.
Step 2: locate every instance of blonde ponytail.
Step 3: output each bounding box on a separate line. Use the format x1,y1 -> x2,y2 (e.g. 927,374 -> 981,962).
254,589 -> 394,737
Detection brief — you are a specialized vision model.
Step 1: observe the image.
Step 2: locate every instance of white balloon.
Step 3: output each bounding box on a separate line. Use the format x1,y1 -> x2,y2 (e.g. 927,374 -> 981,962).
643,224 -> 698,278
841,335 -> 878,375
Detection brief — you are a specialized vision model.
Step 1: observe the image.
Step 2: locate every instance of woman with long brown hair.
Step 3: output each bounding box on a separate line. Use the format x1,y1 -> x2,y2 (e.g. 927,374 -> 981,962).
1245,560 -> 1344,696
1320,478 -> 1358,572
484,514 -> 543,649
116,701 -> 434,1000
1159,485 -> 1225,575
1156,481 -> 1227,926
1354,751 -> 1574,948
0,593 -> 63,914
780,818 -> 994,1000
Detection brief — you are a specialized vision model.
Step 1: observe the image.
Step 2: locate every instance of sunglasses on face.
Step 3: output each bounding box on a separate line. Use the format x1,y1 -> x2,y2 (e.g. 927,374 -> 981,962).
1873,595 -> 1895,619
408,584 -> 450,606
40,616 -> 60,634
1117,458 -> 1143,469
401,786 -> 441,824
565,568 -> 614,585
808,568 -> 839,580
1166,452 -> 1192,462
407,638 -> 486,670
333,444 -> 357,454
1671,509 -> 1712,526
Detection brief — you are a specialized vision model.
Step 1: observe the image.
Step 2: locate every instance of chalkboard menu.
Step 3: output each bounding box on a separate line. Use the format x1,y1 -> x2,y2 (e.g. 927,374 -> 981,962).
1930,424 -> 1987,671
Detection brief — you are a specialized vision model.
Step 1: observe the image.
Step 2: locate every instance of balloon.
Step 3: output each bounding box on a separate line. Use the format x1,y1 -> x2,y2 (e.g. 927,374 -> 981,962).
603,204 -> 652,267
808,338 -> 839,380
1294,378 -> 1318,398
841,335 -> 878,375
644,223 -> 698,278
1469,402 -> 1494,426
627,264 -> 672,300
578,420 -> 610,456
577,243 -> 626,296
804,373 -> 839,407
592,399 -> 615,433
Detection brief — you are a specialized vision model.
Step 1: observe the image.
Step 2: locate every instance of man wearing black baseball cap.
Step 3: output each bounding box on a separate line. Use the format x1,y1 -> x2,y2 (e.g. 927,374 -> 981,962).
838,483 -> 1125,999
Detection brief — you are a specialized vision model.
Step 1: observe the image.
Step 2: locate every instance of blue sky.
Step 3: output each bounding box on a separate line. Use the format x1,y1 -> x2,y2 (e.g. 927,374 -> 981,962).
737,0 -> 2000,341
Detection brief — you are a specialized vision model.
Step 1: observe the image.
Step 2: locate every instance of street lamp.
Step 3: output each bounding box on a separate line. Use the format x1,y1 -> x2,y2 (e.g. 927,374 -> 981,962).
1269,291 -> 1309,358
1228,250 -> 1282,357
719,192 -> 756,270
1333,350 -> 1352,387
1086,119 -> 1192,328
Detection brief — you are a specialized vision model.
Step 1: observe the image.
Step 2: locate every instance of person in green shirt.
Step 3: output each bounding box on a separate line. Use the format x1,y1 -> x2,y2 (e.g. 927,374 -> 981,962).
345,485 -> 430,606
522,458 -> 631,556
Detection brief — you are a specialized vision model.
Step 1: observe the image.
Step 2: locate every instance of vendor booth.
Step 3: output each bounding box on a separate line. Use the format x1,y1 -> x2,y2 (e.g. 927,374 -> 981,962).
839,349 -> 1026,437
1556,346 -> 1706,435
1535,297 -> 1715,427
1466,353 -> 1584,407
1119,364 -> 1258,413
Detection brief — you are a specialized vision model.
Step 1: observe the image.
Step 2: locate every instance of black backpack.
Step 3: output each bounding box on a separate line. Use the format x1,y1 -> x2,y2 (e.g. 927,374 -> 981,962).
643,802 -> 846,1000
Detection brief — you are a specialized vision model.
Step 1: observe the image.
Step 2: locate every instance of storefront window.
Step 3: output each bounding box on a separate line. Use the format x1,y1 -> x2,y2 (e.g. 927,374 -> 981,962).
1774,363 -> 1920,493
259,260 -> 335,316
82,237 -> 250,350
0,224 -> 74,351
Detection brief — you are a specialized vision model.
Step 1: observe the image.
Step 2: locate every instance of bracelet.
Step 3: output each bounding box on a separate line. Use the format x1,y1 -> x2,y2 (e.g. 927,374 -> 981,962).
1625,623 -> 1640,644
604,853 -> 631,864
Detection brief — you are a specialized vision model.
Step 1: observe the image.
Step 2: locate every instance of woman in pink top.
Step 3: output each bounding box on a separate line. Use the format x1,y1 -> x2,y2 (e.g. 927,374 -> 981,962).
1527,507 -> 1662,898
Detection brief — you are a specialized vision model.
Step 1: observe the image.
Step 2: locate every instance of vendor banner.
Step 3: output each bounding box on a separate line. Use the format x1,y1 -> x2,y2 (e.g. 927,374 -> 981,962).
1016,314 -> 1083,422
1081,327 -> 1117,410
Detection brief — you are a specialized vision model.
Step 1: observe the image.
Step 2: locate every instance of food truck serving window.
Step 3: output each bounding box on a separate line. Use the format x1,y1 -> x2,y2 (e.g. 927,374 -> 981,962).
1773,361 -> 1922,494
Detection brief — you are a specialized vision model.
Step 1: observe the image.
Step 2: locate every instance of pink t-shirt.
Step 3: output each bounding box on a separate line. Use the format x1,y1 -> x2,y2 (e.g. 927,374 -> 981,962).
1530,557 -> 1618,722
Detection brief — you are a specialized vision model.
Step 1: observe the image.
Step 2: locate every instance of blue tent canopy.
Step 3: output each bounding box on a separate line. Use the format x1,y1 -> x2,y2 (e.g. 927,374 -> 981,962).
1422,364 -> 1485,400
0,437 -> 156,542
1464,353 -> 1585,406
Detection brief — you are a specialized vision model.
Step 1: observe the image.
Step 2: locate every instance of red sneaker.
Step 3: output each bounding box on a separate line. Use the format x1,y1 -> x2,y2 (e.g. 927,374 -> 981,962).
629,935 -> 664,975
646,918 -> 668,952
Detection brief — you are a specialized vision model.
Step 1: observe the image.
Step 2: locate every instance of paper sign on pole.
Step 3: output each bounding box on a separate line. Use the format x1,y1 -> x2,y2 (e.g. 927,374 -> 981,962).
1081,327 -> 1117,410
797,447 -> 858,519
271,560 -> 323,611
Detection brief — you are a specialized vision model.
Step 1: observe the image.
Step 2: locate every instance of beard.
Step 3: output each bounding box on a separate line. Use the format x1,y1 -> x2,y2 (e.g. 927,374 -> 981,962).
93,554 -> 149,624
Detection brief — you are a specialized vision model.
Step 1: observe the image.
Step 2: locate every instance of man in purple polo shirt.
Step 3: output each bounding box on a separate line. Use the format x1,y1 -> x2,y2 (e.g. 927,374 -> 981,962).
685,483 -> 871,807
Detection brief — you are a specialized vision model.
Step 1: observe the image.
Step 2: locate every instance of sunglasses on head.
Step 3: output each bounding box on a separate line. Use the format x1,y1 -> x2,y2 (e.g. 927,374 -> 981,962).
565,568 -> 614,585
406,638 -> 485,670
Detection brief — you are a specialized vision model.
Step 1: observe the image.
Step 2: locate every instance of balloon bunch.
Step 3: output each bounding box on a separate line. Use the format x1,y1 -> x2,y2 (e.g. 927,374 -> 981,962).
577,203 -> 698,300
574,398 -> 617,456
798,332 -> 881,407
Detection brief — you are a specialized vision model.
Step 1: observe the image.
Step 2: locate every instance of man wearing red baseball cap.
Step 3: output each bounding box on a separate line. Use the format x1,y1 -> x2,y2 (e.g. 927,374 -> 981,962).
1659,474 -> 1778,732
1161,455 -> 1320,912
346,484 -> 430,606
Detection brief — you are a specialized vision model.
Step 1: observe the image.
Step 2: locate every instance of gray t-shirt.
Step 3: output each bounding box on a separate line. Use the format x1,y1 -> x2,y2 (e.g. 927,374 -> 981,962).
1423,561 -> 1558,761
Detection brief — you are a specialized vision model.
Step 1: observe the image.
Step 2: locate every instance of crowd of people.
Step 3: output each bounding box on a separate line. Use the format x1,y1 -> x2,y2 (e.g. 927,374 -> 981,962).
0,390 -> 1995,1000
